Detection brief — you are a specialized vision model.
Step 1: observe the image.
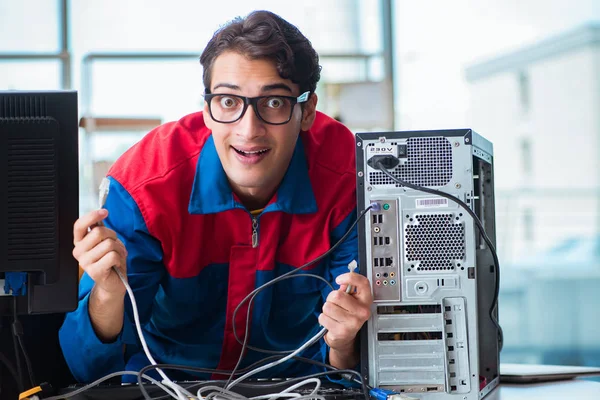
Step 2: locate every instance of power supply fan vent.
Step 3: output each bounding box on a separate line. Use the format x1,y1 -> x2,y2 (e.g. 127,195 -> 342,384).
405,213 -> 465,270
369,137 -> 453,187
0,95 -> 48,118
6,137 -> 58,260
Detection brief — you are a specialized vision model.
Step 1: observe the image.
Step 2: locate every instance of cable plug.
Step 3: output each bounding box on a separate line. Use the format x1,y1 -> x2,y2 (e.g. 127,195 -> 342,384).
4,272 -> 27,295
369,387 -> 397,400
367,155 -> 399,170
345,260 -> 358,294
348,260 -> 357,274
19,382 -> 54,400
369,388 -> 418,400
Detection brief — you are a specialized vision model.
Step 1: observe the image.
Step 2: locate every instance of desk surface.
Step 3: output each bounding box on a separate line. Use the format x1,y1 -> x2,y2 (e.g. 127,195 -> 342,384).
57,379 -> 600,400
492,380 -> 600,399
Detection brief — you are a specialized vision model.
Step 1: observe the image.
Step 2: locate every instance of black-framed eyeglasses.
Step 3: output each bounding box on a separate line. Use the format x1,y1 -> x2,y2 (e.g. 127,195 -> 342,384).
203,91 -> 310,125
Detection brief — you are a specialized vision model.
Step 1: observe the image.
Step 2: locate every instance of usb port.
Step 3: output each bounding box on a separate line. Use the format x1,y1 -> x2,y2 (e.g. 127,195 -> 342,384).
378,214 -> 383,223
385,237 -> 390,245
374,258 -> 379,267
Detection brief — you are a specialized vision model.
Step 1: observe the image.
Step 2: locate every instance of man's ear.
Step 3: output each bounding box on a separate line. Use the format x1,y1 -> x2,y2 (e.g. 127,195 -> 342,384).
300,93 -> 318,131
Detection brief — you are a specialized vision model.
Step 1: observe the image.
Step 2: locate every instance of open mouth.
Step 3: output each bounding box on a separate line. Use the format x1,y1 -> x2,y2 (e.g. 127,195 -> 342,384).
232,146 -> 270,157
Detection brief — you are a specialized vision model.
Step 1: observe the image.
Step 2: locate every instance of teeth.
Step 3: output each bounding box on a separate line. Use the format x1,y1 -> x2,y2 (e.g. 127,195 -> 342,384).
236,148 -> 268,155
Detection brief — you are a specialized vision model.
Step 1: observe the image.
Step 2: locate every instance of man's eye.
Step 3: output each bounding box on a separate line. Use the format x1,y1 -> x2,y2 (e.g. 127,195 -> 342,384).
266,98 -> 284,108
219,96 -> 238,108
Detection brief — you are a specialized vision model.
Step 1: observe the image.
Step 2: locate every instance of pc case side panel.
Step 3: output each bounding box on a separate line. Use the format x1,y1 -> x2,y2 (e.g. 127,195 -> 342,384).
472,140 -> 501,393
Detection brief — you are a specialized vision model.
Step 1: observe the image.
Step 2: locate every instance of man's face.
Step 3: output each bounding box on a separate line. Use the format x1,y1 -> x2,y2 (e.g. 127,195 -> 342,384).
204,51 -> 317,202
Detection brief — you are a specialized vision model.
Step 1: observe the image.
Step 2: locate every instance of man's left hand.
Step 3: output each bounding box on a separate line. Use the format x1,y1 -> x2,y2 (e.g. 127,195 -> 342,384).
319,271 -> 373,368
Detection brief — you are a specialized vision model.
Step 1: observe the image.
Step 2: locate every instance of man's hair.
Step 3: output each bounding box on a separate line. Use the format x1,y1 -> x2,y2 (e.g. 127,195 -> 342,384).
200,10 -> 321,95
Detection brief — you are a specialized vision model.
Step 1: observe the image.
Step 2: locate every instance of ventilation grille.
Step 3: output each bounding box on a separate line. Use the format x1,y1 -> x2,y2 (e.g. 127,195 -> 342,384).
369,137 -> 453,187
7,137 -> 57,260
405,213 -> 465,271
0,95 -> 48,118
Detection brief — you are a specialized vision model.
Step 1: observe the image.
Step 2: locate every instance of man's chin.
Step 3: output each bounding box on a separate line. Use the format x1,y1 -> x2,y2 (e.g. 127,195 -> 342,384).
229,176 -> 268,193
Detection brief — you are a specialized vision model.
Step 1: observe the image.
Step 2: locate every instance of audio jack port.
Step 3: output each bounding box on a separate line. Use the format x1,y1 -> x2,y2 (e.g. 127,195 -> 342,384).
390,272 -> 395,278
374,227 -> 381,233
375,280 -> 381,286
390,280 -> 396,285
383,280 -> 388,286
375,273 -> 381,278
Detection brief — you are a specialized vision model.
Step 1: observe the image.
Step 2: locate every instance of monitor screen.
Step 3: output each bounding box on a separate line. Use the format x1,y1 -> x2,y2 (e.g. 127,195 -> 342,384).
0,90 -> 79,315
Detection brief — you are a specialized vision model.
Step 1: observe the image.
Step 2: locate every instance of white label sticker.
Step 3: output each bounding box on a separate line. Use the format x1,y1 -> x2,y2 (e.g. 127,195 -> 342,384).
415,198 -> 449,208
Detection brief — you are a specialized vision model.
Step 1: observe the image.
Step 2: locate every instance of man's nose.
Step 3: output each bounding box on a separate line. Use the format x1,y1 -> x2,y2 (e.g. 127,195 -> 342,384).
235,104 -> 266,139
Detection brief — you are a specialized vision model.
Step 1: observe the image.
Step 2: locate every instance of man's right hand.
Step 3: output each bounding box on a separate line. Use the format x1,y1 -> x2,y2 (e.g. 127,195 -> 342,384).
72,209 -> 129,342
73,209 -> 128,297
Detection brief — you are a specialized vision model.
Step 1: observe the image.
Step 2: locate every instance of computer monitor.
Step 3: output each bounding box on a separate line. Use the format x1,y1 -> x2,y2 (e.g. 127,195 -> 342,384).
0,90 -> 79,315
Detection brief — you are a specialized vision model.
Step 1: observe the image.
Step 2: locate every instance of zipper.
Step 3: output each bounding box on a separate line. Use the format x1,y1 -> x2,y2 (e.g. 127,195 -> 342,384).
251,215 -> 259,248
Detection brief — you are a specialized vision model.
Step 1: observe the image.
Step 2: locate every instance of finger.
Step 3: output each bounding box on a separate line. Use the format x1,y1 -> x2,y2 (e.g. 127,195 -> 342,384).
319,313 -> 356,343
322,299 -> 349,323
85,250 -> 124,283
78,238 -> 125,269
325,290 -> 355,313
326,290 -> 372,322
115,238 -> 128,258
335,273 -> 373,303
73,226 -> 118,260
318,312 -> 338,331
73,209 -> 109,244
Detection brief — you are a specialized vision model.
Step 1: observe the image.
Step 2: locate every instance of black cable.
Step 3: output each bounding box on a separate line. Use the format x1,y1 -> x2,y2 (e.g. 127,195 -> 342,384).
226,273 -> 333,390
232,206 -> 372,350
228,206 -> 372,385
0,350 -> 22,395
12,297 -> 37,388
375,159 -> 504,351
11,299 -> 25,392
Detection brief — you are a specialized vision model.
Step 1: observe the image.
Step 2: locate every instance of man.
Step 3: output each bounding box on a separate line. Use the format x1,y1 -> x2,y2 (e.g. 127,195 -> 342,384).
60,10 -> 372,383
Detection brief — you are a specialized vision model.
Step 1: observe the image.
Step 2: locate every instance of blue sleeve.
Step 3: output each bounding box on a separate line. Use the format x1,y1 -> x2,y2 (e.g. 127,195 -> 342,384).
323,207 -> 359,298
59,177 -> 165,383
317,207 -> 362,384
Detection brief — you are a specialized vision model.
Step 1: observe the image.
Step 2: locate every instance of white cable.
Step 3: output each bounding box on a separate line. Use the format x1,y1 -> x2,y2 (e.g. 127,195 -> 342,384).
97,180 -> 193,399
197,385 -> 248,400
227,259 -> 358,391
196,378 -> 322,400
114,267 -> 196,400
43,371 -> 177,400
226,327 -> 326,390
277,377 -> 321,399
250,393 -> 300,400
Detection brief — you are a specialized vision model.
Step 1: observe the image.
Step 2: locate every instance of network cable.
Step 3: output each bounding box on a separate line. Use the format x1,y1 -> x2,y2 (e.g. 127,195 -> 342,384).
42,371 -> 179,400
